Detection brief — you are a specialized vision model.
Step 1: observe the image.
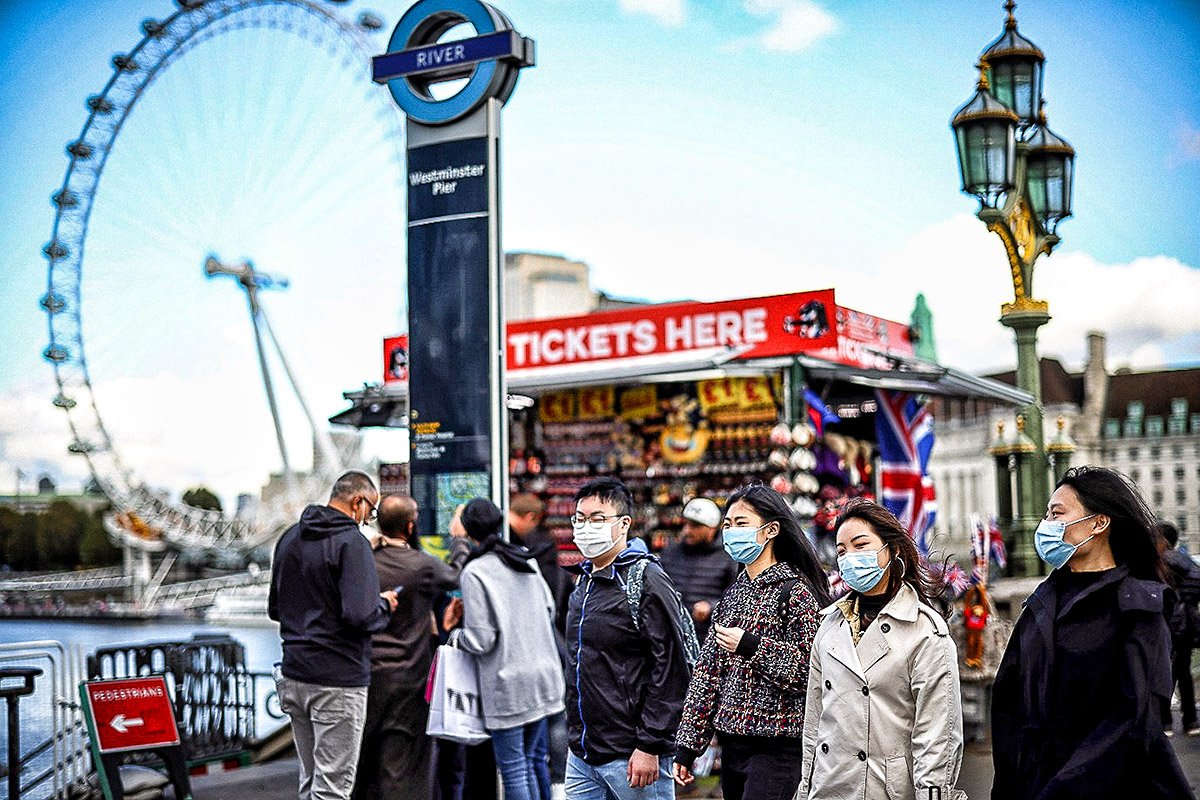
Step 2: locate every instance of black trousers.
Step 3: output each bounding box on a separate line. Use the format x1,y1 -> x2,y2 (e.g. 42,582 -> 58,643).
1163,636 -> 1198,729
717,733 -> 805,800
353,679 -> 432,800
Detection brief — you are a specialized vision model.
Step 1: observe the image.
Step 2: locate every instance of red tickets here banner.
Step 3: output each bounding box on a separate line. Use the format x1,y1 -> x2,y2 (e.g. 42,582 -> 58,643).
506,290 -> 841,369
82,676 -> 181,753
390,290 -> 915,381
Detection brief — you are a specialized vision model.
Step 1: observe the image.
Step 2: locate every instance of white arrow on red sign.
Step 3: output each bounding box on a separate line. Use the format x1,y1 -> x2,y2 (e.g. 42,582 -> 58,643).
110,714 -> 145,734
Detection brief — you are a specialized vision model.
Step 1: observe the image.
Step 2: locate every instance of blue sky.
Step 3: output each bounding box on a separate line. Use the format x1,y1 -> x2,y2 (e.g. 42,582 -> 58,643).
0,0 -> 1197,499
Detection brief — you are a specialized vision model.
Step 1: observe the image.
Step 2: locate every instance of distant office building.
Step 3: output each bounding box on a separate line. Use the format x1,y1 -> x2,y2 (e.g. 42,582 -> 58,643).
504,252 -> 596,320
931,331 -> 1200,554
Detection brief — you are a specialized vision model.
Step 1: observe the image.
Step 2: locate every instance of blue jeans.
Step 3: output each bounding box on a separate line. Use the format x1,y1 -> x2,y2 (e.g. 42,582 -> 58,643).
490,717 -> 551,800
565,751 -> 674,800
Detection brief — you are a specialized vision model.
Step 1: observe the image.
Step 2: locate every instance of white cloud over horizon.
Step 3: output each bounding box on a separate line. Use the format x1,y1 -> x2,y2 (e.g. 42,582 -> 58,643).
3,212 -> 1197,501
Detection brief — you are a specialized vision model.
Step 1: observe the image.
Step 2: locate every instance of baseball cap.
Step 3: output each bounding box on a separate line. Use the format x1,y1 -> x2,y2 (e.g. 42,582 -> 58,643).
682,498 -> 721,529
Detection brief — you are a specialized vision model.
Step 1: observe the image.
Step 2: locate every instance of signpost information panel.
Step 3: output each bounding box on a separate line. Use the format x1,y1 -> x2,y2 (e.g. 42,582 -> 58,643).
407,133 -> 496,531
374,0 -> 534,537
80,676 -> 191,800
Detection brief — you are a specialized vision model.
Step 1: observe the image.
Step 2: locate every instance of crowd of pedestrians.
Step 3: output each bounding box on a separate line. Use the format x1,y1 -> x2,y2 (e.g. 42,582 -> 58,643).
270,465 -> 1196,800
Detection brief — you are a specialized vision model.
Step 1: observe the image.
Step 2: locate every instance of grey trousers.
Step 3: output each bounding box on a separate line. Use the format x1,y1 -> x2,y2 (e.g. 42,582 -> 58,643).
277,675 -> 369,800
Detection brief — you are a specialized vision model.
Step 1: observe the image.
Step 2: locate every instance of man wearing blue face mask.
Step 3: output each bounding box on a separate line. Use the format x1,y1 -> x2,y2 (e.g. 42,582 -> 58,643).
563,477 -> 693,800
991,466 -> 1192,799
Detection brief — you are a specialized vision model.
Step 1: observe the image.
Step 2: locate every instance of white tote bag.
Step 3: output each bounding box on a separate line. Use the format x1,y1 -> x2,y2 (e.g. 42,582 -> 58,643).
425,644 -> 490,745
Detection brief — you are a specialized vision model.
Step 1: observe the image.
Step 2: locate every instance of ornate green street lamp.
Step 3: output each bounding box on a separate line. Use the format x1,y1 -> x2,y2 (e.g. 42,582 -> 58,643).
951,1 -> 1075,576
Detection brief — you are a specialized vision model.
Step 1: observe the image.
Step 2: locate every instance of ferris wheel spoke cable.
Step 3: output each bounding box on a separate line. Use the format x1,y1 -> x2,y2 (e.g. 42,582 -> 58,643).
43,0 -> 403,556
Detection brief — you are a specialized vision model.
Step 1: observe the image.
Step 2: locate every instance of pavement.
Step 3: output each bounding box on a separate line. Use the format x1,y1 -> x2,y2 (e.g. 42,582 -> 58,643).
189,731 -> 1200,799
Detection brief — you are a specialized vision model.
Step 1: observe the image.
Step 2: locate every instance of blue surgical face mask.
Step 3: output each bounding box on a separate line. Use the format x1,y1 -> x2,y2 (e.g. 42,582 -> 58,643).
1035,514 -> 1099,569
837,548 -> 891,594
723,524 -> 769,564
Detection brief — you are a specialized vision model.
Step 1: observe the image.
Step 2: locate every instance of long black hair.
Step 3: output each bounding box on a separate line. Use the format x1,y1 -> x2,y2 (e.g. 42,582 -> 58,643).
834,498 -> 948,611
1057,465 -> 1167,583
725,484 -> 833,608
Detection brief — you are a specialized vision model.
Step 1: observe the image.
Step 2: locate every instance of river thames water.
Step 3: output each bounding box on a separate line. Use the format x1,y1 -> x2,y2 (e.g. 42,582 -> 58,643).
0,617 -> 283,797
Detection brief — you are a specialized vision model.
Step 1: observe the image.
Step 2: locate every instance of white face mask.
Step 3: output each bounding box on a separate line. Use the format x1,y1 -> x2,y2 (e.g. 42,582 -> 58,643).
572,520 -> 618,559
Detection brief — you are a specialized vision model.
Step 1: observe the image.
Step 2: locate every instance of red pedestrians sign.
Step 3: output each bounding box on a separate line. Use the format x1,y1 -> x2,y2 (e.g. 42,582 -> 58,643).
81,676 -> 180,753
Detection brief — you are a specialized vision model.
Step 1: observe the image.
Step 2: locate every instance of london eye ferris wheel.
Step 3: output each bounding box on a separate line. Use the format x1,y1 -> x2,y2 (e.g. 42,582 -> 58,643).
40,0 -> 408,559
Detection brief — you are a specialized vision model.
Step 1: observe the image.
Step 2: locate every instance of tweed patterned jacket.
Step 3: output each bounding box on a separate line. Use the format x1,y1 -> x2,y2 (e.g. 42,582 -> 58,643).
675,561 -> 821,757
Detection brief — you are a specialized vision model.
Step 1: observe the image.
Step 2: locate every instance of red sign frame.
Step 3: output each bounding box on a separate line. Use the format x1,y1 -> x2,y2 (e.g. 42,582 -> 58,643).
82,676 -> 181,753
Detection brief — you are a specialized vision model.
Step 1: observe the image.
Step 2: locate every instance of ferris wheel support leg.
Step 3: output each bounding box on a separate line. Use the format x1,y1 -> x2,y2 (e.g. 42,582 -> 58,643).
247,297 -> 296,496
260,312 -> 344,477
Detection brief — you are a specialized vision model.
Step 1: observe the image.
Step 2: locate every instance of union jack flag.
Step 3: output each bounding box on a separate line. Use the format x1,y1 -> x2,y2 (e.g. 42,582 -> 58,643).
874,390 -> 938,554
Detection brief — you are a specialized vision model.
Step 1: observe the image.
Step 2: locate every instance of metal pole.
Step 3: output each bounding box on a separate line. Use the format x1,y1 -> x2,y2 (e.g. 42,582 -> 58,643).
0,666 -> 42,800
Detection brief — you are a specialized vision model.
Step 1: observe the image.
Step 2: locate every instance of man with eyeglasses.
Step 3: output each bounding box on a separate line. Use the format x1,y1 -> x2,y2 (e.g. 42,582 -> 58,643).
564,477 -> 691,799
270,470 -> 400,800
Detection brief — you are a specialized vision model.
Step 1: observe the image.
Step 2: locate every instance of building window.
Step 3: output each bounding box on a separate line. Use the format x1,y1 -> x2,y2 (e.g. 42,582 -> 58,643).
1177,489 -> 1188,505
1152,467 -> 1163,481
1130,468 -> 1142,484
1174,444 -> 1184,458
1128,447 -> 1140,460
1177,466 -> 1187,482
1150,444 -> 1162,458
1180,515 -> 1190,534
1153,489 -> 1164,506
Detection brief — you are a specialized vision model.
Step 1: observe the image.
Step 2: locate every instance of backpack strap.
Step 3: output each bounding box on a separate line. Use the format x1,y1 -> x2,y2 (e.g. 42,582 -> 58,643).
625,558 -> 649,631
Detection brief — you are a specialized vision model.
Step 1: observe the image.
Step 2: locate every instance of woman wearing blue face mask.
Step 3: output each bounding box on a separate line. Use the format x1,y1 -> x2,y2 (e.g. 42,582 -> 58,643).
991,466 -> 1192,799
673,484 -> 831,800
799,498 -> 965,800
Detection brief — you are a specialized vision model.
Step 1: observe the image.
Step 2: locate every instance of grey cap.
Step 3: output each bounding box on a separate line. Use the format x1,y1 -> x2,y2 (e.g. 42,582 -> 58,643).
682,498 -> 721,529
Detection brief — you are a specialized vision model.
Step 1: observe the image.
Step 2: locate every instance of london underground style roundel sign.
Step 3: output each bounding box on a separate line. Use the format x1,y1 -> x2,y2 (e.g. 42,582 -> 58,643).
372,0 -> 535,125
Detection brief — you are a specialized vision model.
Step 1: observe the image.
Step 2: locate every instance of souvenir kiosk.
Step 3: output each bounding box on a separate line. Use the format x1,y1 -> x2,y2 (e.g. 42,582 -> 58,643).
335,289 -> 1030,565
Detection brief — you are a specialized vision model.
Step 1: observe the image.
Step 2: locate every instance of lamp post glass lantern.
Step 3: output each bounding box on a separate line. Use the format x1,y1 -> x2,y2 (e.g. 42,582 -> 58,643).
950,0 -> 1075,576
1024,115 -> 1075,234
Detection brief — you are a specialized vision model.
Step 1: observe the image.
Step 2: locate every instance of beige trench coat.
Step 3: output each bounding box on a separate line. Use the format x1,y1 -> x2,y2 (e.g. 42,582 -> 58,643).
798,583 -> 966,800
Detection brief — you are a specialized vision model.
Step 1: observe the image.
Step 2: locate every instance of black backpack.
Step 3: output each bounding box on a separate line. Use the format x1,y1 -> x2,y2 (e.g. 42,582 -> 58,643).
623,558 -> 702,668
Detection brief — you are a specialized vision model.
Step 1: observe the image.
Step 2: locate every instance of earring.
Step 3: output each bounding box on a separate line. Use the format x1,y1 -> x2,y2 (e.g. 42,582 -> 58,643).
895,557 -> 907,579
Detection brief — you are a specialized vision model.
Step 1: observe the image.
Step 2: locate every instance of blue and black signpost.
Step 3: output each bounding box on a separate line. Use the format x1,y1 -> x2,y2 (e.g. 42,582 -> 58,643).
373,0 -> 534,536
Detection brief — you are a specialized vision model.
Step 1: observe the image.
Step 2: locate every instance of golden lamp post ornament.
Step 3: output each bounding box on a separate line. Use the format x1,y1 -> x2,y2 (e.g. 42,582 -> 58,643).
951,0 -> 1075,577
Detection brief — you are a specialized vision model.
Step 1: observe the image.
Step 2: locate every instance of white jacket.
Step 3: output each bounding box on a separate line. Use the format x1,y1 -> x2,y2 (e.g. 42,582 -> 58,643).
799,582 -> 965,800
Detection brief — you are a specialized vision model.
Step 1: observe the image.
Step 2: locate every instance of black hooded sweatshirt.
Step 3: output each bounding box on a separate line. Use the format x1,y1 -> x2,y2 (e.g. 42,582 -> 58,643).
268,504 -> 391,687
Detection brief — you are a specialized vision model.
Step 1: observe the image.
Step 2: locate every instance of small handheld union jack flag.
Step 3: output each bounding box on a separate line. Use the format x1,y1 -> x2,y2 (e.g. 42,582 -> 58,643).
875,390 -> 938,555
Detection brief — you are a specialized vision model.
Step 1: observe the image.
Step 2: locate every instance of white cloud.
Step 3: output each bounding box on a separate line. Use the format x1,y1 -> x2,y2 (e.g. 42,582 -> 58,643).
618,0 -> 685,27
741,0 -> 838,53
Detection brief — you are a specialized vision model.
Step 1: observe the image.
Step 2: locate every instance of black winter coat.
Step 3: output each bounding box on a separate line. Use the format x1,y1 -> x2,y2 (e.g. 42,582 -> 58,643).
991,565 -> 1193,799
564,543 -> 691,766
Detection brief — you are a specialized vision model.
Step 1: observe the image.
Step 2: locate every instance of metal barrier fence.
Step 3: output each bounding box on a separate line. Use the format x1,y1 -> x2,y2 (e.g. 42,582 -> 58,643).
1,633 -> 280,800
88,633 -> 258,764
0,641 -> 89,800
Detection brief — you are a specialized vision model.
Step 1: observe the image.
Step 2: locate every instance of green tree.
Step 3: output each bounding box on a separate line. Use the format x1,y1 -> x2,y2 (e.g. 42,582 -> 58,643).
0,508 -> 18,568
182,486 -> 222,513
79,511 -> 120,567
5,513 -> 38,570
36,500 -> 85,568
